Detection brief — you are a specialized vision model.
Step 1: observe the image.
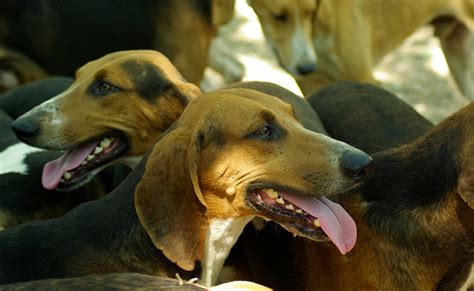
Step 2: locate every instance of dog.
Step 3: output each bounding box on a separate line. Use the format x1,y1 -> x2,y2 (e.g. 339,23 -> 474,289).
0,50 -> 200,229
279,82 -> 474,290
0,88 -> 372,286
11,49 -> 200,191
1,273 -> 270,290
248,0 -> 317,76
0,0 -> 235,85
250,0 -> 474,99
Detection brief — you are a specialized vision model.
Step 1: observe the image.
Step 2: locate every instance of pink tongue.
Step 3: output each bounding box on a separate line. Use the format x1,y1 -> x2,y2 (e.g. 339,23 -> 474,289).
280,193 -> 357,255
41,141 -> 99,190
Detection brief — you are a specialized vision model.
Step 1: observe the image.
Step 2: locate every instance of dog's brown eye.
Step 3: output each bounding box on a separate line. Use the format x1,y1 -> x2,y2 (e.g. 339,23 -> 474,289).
253,125 -> 272,136
92,81 -> 121,96
98,82 -> 112,92
274,12 -> 288,22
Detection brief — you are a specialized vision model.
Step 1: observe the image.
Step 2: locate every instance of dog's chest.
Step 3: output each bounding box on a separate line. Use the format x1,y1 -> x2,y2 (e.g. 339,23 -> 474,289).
0,143 -> 43,174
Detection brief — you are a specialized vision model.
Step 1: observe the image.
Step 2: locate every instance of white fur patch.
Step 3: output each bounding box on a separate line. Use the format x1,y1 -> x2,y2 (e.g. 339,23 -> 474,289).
0,143 -> 43,174
459,264 -> 474,291
201,216 -> 254,286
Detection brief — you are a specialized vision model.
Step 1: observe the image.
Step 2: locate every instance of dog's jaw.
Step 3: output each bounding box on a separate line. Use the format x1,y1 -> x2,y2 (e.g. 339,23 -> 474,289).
201,216 -> 254,286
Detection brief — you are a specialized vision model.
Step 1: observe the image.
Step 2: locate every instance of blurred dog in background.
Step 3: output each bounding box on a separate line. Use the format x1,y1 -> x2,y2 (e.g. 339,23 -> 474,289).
250,0 -> 474,99
0,0 -> 235,92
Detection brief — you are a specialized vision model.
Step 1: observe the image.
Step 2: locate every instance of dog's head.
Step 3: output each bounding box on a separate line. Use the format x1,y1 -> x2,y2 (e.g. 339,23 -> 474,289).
135,88 -> 372,271
11,50 -> 200,191
249,0 -> 317,76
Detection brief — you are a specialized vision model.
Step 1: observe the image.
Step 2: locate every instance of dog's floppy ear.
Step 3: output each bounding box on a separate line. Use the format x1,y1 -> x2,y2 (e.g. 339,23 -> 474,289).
135,127 -> 207,271
176,82 -> 201,101
212,0 -> 235,27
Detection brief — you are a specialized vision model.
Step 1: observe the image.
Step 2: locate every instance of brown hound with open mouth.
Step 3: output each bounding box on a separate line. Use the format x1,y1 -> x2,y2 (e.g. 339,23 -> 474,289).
11,50 -> 200,192
0,88 -> 371,286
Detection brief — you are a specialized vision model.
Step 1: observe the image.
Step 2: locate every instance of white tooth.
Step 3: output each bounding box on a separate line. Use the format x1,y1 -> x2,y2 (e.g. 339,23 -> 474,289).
257,194 -> 263,201
313,219 -> 321,227
285,204 -> 295,211
276,197 -> 285,204
94,146 -> 103,154
63,172 -> 72,180
100,138 -> 112,148
60,179 -> 65,183
87,155 -> 95,161
296,209 -> 303,214
266,189 -> 278,199
81,160 -> 87,166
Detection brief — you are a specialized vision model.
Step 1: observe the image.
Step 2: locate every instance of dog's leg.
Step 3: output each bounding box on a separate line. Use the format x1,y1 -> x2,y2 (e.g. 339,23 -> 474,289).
435,19 -> 474,100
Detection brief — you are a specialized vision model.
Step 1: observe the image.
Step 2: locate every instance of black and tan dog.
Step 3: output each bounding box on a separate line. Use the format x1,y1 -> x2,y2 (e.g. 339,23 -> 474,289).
1,50 -> 199,229
281,82 -> 474,290
0,0 -> 235,86
0,88 -> 371,286
11,50 -> 199,191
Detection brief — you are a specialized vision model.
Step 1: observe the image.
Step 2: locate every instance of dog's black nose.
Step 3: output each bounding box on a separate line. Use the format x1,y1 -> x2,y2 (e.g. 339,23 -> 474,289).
297,62 -> 316,75
11,119 -> 39,141
341,150 -> 372,180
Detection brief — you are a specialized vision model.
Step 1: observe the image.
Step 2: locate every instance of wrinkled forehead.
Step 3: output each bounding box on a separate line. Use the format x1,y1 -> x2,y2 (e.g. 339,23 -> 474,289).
180,88 -> 296,126
74,50 -> 184,83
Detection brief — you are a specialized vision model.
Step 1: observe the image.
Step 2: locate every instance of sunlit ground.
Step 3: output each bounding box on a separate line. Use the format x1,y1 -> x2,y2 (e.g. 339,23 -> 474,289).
203,0 -> 469,124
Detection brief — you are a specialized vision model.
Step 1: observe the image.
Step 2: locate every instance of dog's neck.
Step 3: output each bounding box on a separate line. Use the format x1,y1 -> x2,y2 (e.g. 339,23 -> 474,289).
201,216 -> 254,286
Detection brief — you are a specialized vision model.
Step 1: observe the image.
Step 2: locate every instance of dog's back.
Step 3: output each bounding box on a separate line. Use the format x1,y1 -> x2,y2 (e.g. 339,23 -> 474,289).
307,81 -> 433,153
0,77 -> 73,119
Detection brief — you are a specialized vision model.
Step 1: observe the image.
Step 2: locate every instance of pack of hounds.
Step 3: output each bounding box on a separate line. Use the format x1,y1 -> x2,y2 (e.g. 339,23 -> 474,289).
0,0 -> 473,290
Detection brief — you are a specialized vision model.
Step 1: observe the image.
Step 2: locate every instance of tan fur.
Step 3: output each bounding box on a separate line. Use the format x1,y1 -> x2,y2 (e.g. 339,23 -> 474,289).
17,50 -> 200,157
249,0 -> 317,75
134,88 -> 362,274
253,0 -> 474,98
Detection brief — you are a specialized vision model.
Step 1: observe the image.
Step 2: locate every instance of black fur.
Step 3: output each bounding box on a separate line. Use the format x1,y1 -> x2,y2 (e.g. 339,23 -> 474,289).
0,152 -> 188,284
0,109 -> 14,151
308,81 -> 433,154
0,0 -> 153,76
0,77 -> 73,119
0,0 -> 213,83
121,60 -> 172,102
312,81 -> 473,288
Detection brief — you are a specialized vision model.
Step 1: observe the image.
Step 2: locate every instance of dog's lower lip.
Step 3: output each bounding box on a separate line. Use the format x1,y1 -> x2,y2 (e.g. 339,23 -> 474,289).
247,188 -> 327,240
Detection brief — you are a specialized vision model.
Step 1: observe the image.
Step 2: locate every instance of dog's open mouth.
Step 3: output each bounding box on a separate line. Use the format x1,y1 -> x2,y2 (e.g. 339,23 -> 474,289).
41,133 -> 129,190
247,188 -> 357,255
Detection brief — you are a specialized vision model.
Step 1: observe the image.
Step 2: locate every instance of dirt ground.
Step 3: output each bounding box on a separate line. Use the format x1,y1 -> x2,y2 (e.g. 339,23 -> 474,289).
203,0 -> 470,125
